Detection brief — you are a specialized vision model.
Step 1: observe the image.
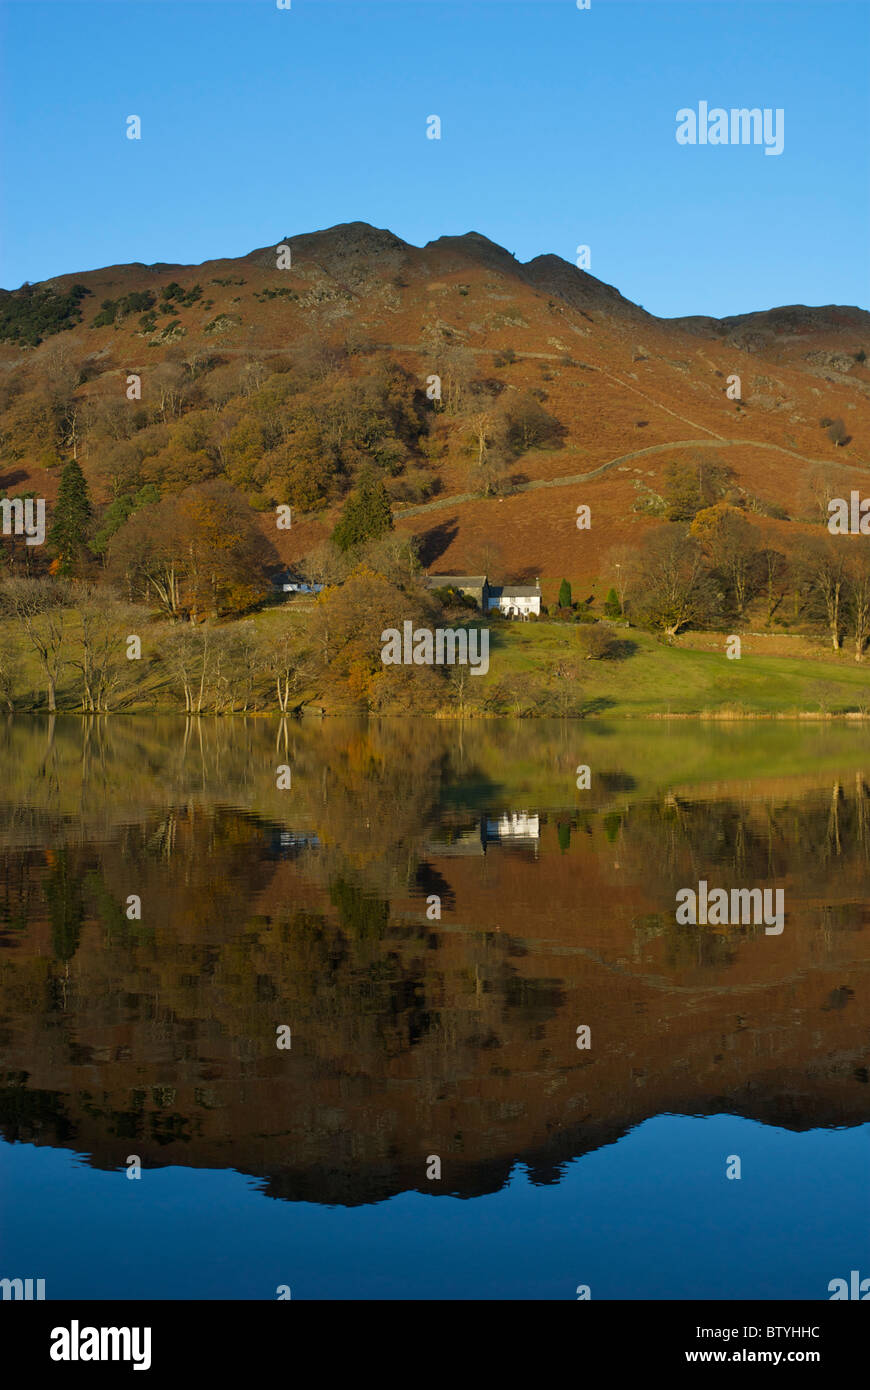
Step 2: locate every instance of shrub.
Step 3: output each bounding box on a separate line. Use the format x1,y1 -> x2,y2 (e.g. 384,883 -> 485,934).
0,282 -> 91,344
577,625 -> 618,660
827,418 -> 849,447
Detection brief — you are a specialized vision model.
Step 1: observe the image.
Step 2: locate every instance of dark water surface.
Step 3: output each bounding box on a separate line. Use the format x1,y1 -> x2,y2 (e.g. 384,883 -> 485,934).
0,716 -> 868,1299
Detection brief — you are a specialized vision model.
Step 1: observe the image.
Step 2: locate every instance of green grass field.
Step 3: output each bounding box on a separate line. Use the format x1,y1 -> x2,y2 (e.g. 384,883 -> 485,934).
2,606 -> 869,717
478,620 -> 870,717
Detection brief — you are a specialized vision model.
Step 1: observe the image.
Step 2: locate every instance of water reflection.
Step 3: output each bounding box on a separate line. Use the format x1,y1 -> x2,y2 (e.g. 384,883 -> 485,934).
0,716 -> 868,1222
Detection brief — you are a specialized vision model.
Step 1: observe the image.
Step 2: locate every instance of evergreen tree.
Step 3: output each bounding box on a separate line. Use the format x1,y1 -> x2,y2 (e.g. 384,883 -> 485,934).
558,577 -> 572,609
604,586 -> 621,618
49,460 -> 92,574
332,472 -> 393,552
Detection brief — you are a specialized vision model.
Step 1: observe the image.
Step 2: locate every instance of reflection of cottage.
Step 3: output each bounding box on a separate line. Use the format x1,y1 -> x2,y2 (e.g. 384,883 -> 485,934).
426,812 -> 540,857
265,829 -> 320,859
485,812 -> 540,847
425,573 -> 542,619
486,581 -> 541,620
424,824 -> 486,857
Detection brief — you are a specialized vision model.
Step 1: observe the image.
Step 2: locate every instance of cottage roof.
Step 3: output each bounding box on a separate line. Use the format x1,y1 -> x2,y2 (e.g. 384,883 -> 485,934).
426,575 -> 487,588
490,585 -> 541,598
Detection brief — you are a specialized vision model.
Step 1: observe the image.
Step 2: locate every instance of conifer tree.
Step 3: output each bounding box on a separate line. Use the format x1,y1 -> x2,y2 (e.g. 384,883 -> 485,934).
49,460 -> 92,574
604,586 -> 621,617
332,472 -> 393,552
558,577 -> 572,609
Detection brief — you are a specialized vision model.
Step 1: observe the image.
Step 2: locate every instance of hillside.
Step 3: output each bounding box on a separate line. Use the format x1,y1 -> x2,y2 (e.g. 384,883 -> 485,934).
2,221 -> 869,603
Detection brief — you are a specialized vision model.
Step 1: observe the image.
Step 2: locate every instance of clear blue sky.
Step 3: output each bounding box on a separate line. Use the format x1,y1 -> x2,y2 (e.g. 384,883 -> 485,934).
1,0 -> 868,317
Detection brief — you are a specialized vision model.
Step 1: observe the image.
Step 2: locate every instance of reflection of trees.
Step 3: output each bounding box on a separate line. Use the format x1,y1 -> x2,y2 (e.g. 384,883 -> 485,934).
1,720 -> 870,1206
44,848 -> 85,961
615,780 -> 870,962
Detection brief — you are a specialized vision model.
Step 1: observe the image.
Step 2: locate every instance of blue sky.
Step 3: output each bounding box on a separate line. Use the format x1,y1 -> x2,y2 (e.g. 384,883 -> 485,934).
1,0 -> 868,317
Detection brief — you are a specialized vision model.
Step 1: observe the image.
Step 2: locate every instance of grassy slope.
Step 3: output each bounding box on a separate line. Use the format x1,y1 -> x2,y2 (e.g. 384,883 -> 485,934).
5,605 -> 869,716
477,620 -> 870,716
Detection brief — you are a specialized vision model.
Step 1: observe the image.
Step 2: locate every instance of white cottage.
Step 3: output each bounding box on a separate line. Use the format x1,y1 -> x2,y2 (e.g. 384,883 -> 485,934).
486,580 -> 542,619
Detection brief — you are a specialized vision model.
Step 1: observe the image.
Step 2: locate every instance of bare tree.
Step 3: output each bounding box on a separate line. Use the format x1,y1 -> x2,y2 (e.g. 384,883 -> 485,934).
847,548 -> 870,661
69,590 -> 131,711
759,548 -> 788,626
163,624 -> 212,713
797,537 -> 849,651
260,623 -> 310,713
602,544 -> 637,616
630,526 -> 718,638
3,577 -> 70,711
544,659 -> 585,717
0,630 -> 21,711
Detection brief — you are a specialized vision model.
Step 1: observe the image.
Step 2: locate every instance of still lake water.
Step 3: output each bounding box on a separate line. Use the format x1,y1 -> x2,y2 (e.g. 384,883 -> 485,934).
0,716 -> 868,1300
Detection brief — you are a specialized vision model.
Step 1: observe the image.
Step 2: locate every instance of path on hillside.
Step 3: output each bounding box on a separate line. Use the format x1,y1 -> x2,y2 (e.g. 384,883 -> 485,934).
395,437 -> 864,521
215,339 -> 865,518
361,341 -> 728,440
220,339 -> 726,439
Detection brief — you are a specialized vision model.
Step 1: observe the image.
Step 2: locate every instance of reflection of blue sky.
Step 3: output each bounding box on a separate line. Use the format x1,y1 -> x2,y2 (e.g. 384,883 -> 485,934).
2,1115 -> 866,1300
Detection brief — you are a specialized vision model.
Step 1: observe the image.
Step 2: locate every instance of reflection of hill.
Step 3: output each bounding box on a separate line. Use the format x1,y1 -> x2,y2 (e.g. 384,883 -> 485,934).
1,725 -> 870,1203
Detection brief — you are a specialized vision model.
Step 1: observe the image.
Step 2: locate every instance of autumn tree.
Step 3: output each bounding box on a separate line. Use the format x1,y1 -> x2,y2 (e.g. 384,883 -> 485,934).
504,392 -> 565,453
176,480 -> 276,621
467,403 -> 511,496
311,564 -> 435,705
663,456 -> 734,522
689,504 -> 761,617
827,418 -> 849,447
109,481 -> 276,620
300,538 -> 352,591
92,484 -> 160,562
631,525 -> 718,637
208,624 -> 264,713
0,628 -> 21,710
108,499 -> 185,618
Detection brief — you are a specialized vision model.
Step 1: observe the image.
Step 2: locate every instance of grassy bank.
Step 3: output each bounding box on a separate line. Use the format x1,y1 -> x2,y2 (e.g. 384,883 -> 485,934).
472,620 -> 870,718
1,607 -> 869,716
